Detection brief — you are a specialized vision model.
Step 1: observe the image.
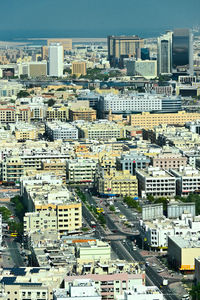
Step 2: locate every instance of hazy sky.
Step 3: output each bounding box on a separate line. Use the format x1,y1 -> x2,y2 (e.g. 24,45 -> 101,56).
1,0 -> 200,38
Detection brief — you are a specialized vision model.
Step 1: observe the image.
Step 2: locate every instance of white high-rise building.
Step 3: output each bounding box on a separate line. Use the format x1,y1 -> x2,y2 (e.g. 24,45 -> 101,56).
157,31 -> 173,75
48,43 -> 63,77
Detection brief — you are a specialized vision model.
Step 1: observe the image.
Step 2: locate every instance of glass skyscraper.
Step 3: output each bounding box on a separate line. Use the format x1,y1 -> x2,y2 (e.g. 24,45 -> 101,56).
157,31 -> 172,75
172,28 -> 193,75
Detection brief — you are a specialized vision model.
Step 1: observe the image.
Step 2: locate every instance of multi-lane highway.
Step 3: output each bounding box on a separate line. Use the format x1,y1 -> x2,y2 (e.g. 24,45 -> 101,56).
82,189 -> 180,300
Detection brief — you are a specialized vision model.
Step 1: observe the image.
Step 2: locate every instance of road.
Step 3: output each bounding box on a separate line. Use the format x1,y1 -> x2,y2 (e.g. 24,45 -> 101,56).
82,190 -> 179,300
5,237 -> 25,267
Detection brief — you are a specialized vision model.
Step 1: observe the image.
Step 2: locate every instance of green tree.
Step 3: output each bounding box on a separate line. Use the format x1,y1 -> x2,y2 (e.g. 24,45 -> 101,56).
98,214 -> 106,225
147,195 -> 155,202
57,87 -> 67,91
190,283 -> 200,300
10,195 -> 26,221
0,207 -> 12,221
124,196 -> 141,212
17,90 -> 30,98
47,98 -> 56,107
8,221 -> 23,234
109,205 -> 115,212
64,68 -> 72,74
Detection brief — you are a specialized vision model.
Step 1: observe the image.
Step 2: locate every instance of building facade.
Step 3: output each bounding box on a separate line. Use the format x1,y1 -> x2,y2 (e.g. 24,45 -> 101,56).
48,43 -> 63,77
130,111 -> 200,129
136,167 -> 176,198
108,35 -> 144,68
97,170 -> 138,197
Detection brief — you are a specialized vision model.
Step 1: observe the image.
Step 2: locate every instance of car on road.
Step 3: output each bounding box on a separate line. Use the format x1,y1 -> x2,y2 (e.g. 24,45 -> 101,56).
152,264 -> 157,267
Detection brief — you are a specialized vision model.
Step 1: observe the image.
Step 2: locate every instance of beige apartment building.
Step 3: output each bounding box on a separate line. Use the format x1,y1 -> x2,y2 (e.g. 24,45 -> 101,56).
151,153 -> 187,170
46,105 -> 68,121
47,38 -> 72,51
15,124 -> 38,141
29,62 -> 47,77
2,156 -> 24,182
98,170 -> 138,197
76,240 -> 111,260
130,111 -> 200,129
23,184 -> 82,234
0,106 -> 31,123
24,210 -> 58,234
41,159 -> 66,183
168,236 -> 200,271
77,121 -> 124,140
66,159 -> 97,184
69,107 -> 96,122
72,61 -> 87,76
0,267 -> 66,300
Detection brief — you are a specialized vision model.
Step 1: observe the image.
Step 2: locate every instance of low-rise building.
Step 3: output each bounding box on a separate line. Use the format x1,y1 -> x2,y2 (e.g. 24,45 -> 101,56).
76,240 -> 111,260
140,214 -> 200,250
117,286 -> 163,300
142,204 -> 163,221
17,96 -> 47,121
66,159 -> 97,184
54,279 -> 101,300
14,123 -> 38,141
45,122 -> 78,141
168,236 -> 200,271
0,80 -> 23,97
64,273 -> 145,300
76,120 -> 124,140
22,179 -> 82,234
0,105 -> 31,123
69,107 -> 96,122
117,151 -> 150,175
167,201 -> 196,218
0,267 -> 67,300
125,59 -> 157,79
41,159 -> 66,183
97,170 -> 138,197
46,105 -> 68,122
24,210 -> 58,235
151,153 -> 187,170
2,156 -> 24,182
136,167 -> 176,198
72,61 -> 87,76
170,166 -> 200,196
130,111 -> 200,129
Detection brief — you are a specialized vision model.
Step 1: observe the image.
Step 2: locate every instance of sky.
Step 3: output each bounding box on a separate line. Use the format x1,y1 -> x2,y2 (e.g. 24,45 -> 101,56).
0,0 -> 200,39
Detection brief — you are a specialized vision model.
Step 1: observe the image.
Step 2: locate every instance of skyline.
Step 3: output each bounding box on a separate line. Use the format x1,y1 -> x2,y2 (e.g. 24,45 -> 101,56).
0,0 -> 199,39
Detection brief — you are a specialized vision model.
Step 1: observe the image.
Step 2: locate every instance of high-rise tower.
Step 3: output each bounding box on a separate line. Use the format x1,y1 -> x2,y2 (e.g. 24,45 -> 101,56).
107,35 -> 144,68
157,31 -> 172,75
48,43 -> 63,77
172,28 -> 193,75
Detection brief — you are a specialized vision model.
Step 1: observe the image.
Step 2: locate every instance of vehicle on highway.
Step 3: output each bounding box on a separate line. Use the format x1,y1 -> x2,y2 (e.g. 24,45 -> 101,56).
10,232 -> 18,237
90,221 -> 96,228
182,294 -> 189,300
97,207 -> 104,213
162,279 -> 168,286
